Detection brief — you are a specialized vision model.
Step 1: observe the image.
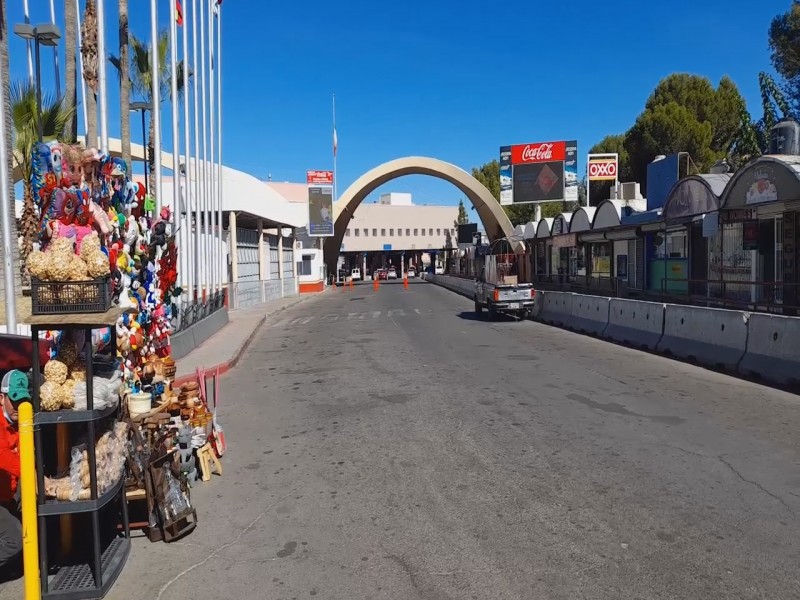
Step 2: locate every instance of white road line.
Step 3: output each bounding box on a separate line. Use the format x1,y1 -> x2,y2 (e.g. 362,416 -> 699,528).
413,308 -> 421,315
387,309 -> 406,317
372,311 -> 382,319
300,317 -> 313,325
347,313 -> 360,320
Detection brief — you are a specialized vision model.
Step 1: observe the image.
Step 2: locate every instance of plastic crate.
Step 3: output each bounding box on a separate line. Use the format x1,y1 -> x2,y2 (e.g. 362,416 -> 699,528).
31,277 -> 112,315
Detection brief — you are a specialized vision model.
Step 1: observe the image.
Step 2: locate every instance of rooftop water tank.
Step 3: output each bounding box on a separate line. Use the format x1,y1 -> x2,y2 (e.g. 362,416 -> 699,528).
769,118 -> 800,155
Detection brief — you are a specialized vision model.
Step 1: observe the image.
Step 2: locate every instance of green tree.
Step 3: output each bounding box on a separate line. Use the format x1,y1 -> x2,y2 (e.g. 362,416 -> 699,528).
11,82 -> 75,275
768,1 -> 800,112
624,101 -> 715,190
111,30 -> 187,197
455,199 -> 469,225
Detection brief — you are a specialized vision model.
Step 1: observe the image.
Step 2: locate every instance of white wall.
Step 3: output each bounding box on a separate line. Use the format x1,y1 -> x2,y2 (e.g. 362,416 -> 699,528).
341,204 -> 459,253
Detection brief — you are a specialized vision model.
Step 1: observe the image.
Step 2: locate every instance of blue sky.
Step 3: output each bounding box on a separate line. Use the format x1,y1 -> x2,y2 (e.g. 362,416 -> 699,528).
6,0 -> 788,217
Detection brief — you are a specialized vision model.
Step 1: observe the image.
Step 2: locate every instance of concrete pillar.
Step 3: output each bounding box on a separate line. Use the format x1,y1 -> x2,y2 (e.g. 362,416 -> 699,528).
291,228 -> 298,295
278,230 -> 284,297
257,219 -> 265,303
229,211 -> 238,283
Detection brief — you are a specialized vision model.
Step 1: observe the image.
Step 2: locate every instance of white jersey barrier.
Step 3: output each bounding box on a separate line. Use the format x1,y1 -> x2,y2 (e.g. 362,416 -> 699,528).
569,294 -> 610,336
541,291 -> 574,327
738,313 -> 800,386
603,298 -> 665,350
656,304 -> 749,371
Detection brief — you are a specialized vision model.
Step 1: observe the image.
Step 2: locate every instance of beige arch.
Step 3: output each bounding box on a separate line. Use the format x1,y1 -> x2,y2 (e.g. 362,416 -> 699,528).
324,156 -> 516,272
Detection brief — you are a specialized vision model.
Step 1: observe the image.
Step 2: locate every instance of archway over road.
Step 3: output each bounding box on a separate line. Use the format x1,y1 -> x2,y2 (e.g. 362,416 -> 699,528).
324,156 -> 516,274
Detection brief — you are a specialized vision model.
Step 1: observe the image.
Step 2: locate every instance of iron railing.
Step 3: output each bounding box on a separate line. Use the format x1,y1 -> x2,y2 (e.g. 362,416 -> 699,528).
171,290 -> 226,334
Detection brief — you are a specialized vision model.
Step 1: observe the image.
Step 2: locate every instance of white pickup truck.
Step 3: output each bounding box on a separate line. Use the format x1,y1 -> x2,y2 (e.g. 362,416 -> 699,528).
474,254 -> 535,320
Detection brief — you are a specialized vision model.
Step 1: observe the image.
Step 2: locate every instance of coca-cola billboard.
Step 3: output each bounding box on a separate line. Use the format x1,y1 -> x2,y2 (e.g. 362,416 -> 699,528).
511,141 -> 566,165
513,161 -> 565,204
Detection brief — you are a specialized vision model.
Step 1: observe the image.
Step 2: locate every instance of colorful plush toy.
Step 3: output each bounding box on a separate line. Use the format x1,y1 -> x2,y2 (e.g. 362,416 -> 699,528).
31,142 -> 52,205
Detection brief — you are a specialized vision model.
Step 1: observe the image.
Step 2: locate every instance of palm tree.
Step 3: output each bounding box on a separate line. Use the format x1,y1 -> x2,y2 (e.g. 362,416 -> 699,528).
0,0 -> 22,291
81,0 -> 98,147
11,82 -> 75,277
64,0 -> 78,141
111,30 -> 187,199
118,0 -> 131,174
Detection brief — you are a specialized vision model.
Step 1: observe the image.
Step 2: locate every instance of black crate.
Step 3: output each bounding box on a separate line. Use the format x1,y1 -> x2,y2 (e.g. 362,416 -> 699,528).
31,277 -> 112,315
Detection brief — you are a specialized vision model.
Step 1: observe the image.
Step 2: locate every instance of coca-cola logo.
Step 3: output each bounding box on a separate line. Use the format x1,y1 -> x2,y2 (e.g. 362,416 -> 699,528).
521,144 -> 554,162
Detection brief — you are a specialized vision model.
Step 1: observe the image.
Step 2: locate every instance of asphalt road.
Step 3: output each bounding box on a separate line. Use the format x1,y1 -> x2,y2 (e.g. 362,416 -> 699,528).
9,279 -> 798,599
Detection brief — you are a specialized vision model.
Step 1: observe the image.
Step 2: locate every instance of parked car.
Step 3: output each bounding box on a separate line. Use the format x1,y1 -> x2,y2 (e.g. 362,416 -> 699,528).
351,268 -> 362,281
387,268 -> 398,280
378,269 -> 389,280
434,265 -> 444,275
407,268 -> 416,278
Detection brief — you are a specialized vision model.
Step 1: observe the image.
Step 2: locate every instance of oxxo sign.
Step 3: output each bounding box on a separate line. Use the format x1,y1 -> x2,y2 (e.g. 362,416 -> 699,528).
588,158 -> 618,181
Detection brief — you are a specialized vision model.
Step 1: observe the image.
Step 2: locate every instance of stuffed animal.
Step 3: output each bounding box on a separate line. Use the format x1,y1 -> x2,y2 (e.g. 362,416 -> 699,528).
62,144 -> 84,187
47,141 -> 64,185
31,142 -> 52,204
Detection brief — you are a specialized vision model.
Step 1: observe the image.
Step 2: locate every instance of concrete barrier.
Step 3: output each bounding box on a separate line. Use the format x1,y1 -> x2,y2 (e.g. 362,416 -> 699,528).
171,307 -> 230,360
656,304 -> 748,370
569,294 -> 610,335
541,292 -> 574,327
603,298 -> 665,350
738,313 -> 800,386
530,290 -> 545,319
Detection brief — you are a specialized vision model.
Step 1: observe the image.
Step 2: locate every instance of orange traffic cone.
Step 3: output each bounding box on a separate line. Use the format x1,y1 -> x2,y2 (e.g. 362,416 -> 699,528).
403,275 -> 409,290
373,277 -> 379,291
349,278 -> 354,290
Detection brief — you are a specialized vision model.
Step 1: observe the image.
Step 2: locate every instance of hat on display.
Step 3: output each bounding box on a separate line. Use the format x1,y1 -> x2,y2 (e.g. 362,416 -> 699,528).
1,370 -> 31,403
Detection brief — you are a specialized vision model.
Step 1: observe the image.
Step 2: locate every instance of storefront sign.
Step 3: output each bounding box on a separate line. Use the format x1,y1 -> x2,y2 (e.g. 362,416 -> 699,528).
306,170 -> 334,185
724,158 -> 800,208
552,233 -> 577,249
587,154 -> 618,181
511,142 -> 566,165
742,220 -> 759,250
722,208 -> 756,223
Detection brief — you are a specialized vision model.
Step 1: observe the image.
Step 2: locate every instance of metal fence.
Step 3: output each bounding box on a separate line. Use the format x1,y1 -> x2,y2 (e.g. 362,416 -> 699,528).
172,290 -> 227,334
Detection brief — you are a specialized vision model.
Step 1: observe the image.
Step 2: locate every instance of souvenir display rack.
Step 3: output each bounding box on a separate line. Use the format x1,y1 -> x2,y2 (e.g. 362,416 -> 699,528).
28,308 -> 130,600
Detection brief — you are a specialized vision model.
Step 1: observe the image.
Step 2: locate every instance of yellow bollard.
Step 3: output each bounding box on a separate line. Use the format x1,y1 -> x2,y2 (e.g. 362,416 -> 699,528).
18,401 -> 40,600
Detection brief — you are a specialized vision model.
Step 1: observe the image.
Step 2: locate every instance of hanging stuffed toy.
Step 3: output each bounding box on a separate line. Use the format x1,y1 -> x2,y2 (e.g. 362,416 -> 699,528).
31,142 -> 52,205
47,141 -> 65,187
62,144 -> 84,188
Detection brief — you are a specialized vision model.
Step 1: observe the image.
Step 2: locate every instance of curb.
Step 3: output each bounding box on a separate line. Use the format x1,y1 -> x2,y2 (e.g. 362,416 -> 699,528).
173,296 -> 309,387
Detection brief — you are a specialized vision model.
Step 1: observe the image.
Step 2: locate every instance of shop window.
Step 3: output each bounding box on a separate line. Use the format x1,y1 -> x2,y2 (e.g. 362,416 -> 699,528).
655,231 -> 688,258
591,244 -> 611,277
297,255 -> 312,276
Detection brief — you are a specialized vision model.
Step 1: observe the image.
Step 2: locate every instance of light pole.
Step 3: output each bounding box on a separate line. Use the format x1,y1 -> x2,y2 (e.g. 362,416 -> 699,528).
13,23 -> 61,142
129,101 -> 152,184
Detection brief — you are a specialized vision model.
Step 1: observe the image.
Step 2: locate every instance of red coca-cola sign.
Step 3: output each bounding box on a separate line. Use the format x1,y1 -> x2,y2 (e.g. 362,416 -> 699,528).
511,141 -> 566,165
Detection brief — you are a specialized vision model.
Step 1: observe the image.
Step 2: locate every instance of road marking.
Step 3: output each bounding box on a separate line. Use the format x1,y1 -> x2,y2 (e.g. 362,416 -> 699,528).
347,313 -> 360,320
413,308 -> 421,315
387,309 -> 405,317
372,311 -> 382,319
300,317 -> 313,325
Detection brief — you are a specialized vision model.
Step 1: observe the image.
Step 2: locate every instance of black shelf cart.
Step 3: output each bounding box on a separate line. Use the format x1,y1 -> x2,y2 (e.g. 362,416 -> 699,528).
28,308 -> 131,600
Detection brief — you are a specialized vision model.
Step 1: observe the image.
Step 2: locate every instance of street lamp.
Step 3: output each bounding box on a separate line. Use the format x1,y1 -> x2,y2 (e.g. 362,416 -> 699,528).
129,101 -> 152,182
13,23 -> 60,143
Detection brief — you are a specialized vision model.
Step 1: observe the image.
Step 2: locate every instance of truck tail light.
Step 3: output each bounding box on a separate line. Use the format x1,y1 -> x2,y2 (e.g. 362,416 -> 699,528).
530,289 -> 536,298
493,289 -> 500,302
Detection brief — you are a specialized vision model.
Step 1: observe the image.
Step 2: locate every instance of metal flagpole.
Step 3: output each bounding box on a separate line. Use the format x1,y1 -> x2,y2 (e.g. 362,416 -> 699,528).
75,0 -> 88,137
23,0 -> 33,84
216,1 -> 223,293
192,0 -> 202,299
0,54 -> 17,332
96,0 -> 109,154
199,0 -> 209,296
150,0 -> 162,214
49,0 -> 61,95
182,0 -> 194,302
333,93 -> 337,204
170,0 -> 183,293
208,0 -> 217,293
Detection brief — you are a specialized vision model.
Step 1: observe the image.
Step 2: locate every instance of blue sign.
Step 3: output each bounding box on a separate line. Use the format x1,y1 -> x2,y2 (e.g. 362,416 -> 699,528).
383,244 -> 392,251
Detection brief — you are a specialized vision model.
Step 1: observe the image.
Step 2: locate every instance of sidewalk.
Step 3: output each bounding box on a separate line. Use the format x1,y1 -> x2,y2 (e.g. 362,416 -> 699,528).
173,295 -> 309,385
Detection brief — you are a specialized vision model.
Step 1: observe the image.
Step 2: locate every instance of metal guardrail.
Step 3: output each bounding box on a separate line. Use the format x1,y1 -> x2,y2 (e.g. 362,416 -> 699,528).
172,290 -> 226,334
